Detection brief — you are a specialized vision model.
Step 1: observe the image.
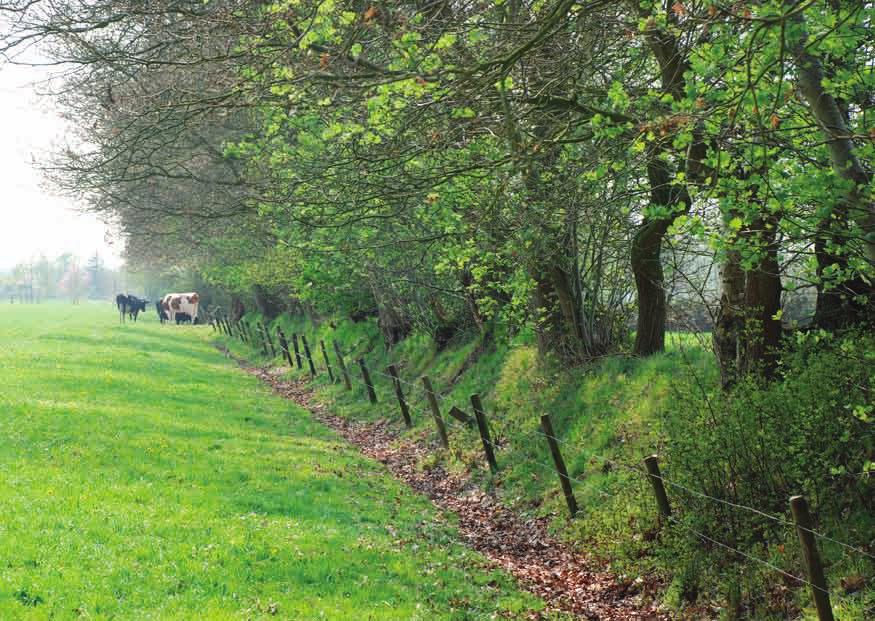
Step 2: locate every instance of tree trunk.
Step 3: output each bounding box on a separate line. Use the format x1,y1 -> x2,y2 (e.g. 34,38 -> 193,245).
530,267 -> 567,362
230,295 -> 246,322
814,222 -> 874,329
790,5 -> 875,261
630,12 -> 708,357
252,284 -> 284,320
368,280 -> 411,348
632,217 -> 669,356
738,218 -> 783,379
713,248 -> 744,388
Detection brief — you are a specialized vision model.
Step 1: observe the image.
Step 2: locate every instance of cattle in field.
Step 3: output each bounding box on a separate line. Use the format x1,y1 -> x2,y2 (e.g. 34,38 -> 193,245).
175,312 -> 193,325
116,294 -> 128,323
127,297 -> 148,322
161,292 -> 200,324
156,301 -> 169,324
116,294 -> 149,323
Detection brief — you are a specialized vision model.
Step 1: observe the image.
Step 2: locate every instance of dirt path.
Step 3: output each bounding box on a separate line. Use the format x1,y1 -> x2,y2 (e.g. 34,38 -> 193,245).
235,354 -> 667,620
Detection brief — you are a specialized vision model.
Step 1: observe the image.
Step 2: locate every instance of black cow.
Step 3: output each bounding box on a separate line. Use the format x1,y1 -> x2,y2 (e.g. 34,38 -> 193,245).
156,301 -> 169,324
115,294 -> 149,323
127,296 -> 148,322
175,312 -> 193,325
116,294 -> 130,323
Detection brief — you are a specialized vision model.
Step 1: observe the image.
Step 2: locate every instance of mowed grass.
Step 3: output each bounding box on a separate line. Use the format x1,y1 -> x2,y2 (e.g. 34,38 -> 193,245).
0,303 -> 542,620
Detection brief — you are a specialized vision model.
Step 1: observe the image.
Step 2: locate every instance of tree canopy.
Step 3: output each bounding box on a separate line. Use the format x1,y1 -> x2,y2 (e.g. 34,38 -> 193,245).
3,0 -> 874,375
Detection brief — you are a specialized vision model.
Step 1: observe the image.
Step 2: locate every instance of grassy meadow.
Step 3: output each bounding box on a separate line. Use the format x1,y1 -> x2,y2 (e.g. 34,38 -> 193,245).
0,302 -> 543,620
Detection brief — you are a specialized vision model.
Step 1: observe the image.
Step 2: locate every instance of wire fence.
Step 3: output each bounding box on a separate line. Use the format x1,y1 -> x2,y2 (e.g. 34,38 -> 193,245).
210,309 -> 873,621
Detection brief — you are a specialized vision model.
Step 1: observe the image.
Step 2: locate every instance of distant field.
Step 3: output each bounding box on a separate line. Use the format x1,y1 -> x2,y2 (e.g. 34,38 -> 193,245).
0,303 -> 540,619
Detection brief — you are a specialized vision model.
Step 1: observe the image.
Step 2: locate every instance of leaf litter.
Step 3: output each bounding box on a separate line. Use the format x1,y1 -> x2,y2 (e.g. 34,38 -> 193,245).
229,352 -> 669,620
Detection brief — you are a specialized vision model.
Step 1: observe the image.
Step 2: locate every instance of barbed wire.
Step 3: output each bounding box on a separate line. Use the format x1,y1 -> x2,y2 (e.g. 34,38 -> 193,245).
665,516 -> 829,595
537,429 -> 875,562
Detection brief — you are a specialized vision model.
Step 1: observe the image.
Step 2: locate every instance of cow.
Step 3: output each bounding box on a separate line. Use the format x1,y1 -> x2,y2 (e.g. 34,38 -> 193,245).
115,294 -> 128,323
116,294 -> 149,323
156,301 -> 169,324
161,292 -> 200,325
175,312 -> 193,325
127,296 -> 148,322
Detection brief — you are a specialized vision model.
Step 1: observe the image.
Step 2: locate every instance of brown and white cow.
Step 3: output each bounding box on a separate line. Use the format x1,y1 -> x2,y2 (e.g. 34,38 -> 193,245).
161,292 -> 200,324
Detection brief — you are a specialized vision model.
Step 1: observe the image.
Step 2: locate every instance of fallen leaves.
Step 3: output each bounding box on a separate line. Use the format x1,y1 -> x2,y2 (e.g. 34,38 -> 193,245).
233,353 -> 669,620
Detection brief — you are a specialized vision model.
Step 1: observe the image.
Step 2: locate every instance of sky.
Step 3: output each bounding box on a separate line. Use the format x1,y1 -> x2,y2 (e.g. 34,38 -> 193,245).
0,61 -> 121,270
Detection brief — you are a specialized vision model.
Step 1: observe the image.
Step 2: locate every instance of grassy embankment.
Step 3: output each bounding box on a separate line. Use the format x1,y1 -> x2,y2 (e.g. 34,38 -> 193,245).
0,303 -> 546,620
222,311 -> 873,620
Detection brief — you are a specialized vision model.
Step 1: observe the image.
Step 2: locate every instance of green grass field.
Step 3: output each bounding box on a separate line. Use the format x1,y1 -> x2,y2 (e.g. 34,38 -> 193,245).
0,303 -> 542,620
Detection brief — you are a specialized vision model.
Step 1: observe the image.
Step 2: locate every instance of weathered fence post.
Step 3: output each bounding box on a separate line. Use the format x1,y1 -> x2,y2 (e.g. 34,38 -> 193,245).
358,358 -> 377,403
333,341 -> 352,390
540,414 -> 578,518
301,335 -> 317,376
261,322 -> 277,358
790,495 -> 835,621
254,322 -> 268,355
644,455 -> 671,522
422,376 -> 449,448
319,340 -> 335,383
387,364 -> 412,427
224,316 -> 235,337
276,327 -> 294,368
470,394 -> 498,473
291,333 -> 303,369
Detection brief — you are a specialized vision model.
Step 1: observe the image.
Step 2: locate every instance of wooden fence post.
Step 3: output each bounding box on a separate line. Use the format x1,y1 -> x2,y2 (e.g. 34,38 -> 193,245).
422,376 -> 449,448
540,414 -> 578,518
301,335 -> 317,376
644,455 -> 671,522
255,322 -> 268,355
790,496 -> 835,621
276,327 -> 294,368
319,340 -> 335,383
224,316 -> 235,337
291,333 -> 303,369
261,322 -> 277,358
333,341 -> 352,390
358,358 -> 377,403
470,394 -> 498,473
387,364 -> 412,427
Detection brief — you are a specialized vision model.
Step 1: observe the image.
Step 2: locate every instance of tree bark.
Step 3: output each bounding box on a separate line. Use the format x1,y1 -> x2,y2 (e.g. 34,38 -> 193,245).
632,216 -> 669,356
790,5 -> 875,261
630,13 -> 706,356
713,248 -> 744,388
230,294 -> 246,322
814,222 -> 874,329
738,218 -> 783,379
252,284 -> 284,320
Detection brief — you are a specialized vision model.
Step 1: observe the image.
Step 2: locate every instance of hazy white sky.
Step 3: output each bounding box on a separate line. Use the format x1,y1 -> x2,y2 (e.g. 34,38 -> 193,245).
0,61 -> 121,270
